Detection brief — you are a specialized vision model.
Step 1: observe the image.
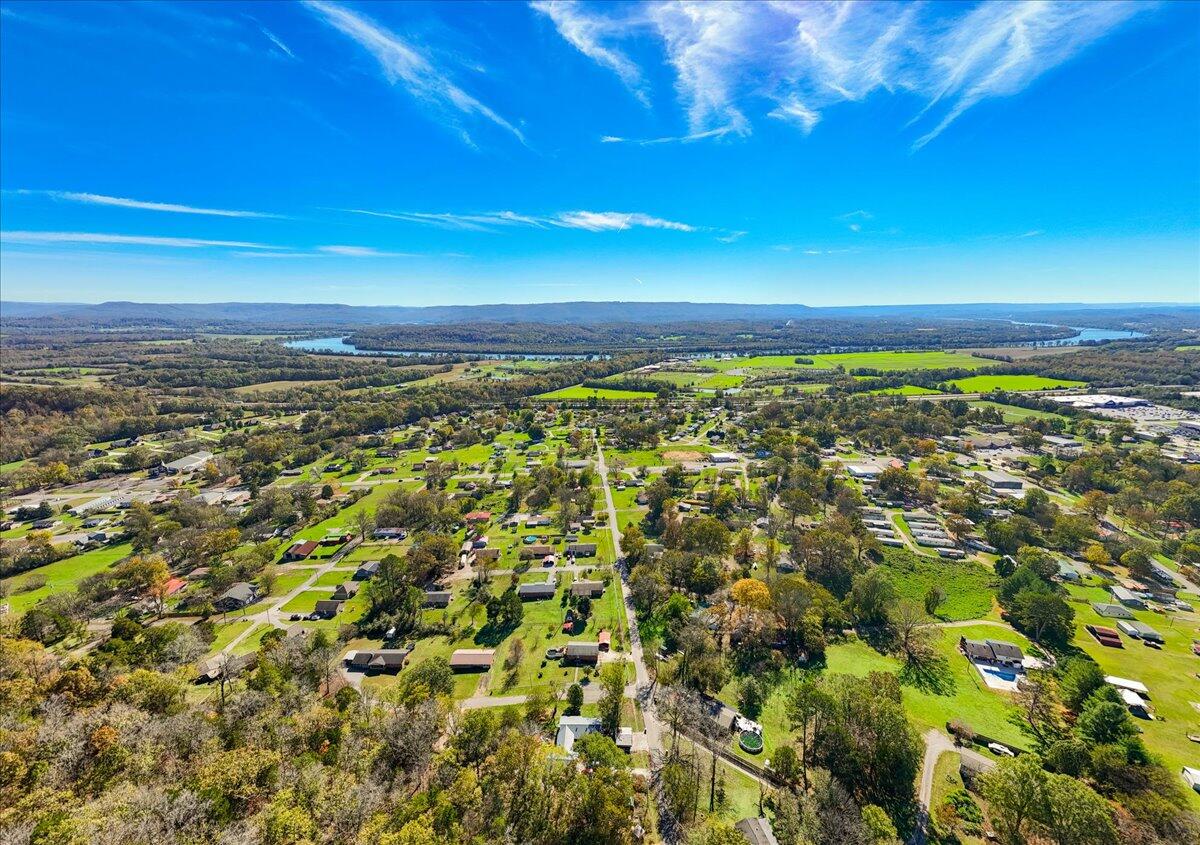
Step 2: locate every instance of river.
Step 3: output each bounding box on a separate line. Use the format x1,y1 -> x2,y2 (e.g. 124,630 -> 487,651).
283,336 -> 599,360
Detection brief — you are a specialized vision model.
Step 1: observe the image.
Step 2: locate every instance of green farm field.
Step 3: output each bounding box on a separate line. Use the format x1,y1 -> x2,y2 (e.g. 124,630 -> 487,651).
870,385 -> 941,395
948,374 -> 1085,392
967,401 -> 1067,422
537,385 -> 657,400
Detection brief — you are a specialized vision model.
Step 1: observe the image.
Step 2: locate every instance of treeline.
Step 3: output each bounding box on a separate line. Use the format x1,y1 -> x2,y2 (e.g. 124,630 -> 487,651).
1023,341 -> 1200,387
347,318 -> 1076,354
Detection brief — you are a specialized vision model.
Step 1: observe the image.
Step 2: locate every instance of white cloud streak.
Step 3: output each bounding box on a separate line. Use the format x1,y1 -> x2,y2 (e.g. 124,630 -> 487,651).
531,1 -> 649,105
540,1 -> 1146,149
260,26 -> 296,59
0,231 -> 278,249
317,244 -> 412,257
20,190 -> 281,218
345,207 -> 701,233
304,0 -> 524,146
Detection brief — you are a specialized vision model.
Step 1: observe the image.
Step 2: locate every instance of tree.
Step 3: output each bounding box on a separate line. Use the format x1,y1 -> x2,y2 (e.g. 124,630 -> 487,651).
1041,773 -> 1118,845
597,659 -> 627,737
732,528 -> 755,572
1012,589 -> 1074,644
1120,547 -> 1154,582
1059,658 -> 1106,712
889,601 -> 936,665
1082,542 -> 1111,568
1078,490 -> 1109,520
924,584 -> 947,617
565,682 -> 584,716
848,569 -> 897,625
980,754 -> 1048,845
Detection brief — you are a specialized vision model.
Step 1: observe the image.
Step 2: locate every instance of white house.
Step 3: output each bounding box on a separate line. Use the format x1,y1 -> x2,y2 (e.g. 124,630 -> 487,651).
556,716 -> 602,755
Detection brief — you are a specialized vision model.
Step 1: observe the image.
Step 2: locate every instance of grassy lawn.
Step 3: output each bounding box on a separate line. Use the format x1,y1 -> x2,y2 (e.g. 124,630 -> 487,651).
207,620 -> 254,654
877,547 -> 999,622
537,385 -> 657,400
717,623 -> 1031,765
966,401 -> 1067,422
1065,584 -> 1200,794
2,542 -> 133,613
949,374 -> 1085,392
870,385 -> 941,395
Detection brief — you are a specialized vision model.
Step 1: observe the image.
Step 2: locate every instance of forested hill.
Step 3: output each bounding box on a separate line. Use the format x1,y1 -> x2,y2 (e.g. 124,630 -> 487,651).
2,299 -> 1196,330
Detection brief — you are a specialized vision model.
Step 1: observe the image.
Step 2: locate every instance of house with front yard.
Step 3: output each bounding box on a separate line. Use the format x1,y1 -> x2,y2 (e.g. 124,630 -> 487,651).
423,590 -> 451,608
331,583 -> 359,601
566,542 -> 597,557
354,561 -> 380,580
517,582 -> 557,601
284,540 -> 319,561
449,649 -> 495,672
214,582 -> 259,612
571,580 -> 605,599
556,716 -> 601,754
346,649 -> 410,672
1091,602 -> 1134,619
563,642 -> 600,665
314,599 -> 343,618
520,544 -> 555,559
959,636 -> 1024,668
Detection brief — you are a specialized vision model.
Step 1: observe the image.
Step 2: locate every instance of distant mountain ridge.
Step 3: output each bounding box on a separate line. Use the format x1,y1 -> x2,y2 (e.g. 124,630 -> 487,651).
1,299 -> 1195,328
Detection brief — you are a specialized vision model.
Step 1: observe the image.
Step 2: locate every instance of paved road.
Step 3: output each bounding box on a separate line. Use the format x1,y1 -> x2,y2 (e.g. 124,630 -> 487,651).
912,729 -> 995,845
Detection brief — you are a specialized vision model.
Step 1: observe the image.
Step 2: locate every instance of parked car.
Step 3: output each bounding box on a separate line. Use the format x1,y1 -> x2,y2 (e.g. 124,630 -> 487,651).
988,743 -> 1016,757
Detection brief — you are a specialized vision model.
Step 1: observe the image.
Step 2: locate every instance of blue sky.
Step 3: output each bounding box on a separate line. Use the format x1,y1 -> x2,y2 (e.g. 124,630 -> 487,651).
1,0 -> 1197,306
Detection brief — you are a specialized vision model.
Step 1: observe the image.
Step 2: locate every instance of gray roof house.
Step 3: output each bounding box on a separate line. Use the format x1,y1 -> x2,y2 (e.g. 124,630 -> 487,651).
214,582 -> 259,612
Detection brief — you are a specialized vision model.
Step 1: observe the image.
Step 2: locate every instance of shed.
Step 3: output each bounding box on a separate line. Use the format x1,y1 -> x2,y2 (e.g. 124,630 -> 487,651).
331,583 -> 359,601
597,630 -> 611,651
284,540 -> 318,561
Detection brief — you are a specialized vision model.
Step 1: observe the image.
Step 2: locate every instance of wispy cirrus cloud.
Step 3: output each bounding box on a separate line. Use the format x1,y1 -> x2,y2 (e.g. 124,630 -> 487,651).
259,26 -> 296,60
531,0 -> 648,106
15,189 -> 281,218
344,207 -> 701,234
0,230 -> 278,249
539,1 -> 1146,149
317,244 -> 412,257
304,0 -> 523,147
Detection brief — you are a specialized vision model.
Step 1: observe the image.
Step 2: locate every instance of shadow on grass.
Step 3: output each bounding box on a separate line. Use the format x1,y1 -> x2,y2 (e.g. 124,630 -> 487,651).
474,620 -> 518,647
898,653 -> 956,696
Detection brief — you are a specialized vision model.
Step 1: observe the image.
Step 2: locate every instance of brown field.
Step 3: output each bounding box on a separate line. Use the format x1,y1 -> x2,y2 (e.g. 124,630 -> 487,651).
662,450 -> 705,462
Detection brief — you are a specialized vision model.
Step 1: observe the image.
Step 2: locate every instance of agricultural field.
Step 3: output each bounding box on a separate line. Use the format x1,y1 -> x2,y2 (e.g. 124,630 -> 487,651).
537,385 -> 657,400
947,374 -> 1085,392
870,384 -> 941,395
966,400 -> 1067,422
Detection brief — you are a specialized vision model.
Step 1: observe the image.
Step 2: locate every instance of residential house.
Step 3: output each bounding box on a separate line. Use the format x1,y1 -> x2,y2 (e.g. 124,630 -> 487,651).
1110,585 -> 1147,610
449,649 -> 495,672
734,817 -> 780,845
571,580 -> 605,599
347,649 -> 410,673
214,582 -> 259,612
423,590 -> 452,608
314,599 -> 343,618
566,542 -> 597,557
354,561 -> 380,580
331,583 -> 359,601
563,642 -> 600,665
517,582 -> 557,601
284,540 -> 319,561
556,716 -> 601,754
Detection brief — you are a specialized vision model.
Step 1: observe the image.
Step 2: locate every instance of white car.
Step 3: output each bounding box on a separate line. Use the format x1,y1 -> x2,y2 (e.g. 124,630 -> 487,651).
988,742 -> 1016,757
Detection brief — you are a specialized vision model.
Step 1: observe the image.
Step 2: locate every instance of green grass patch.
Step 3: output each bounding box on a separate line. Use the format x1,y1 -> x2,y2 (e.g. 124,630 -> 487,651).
2,543 -> 133,613
949,374 -> 1084,392
877,547 -> 998,622
870,385 -> 941,396
967,401 -> 1067,422
537,385 -> 657,401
